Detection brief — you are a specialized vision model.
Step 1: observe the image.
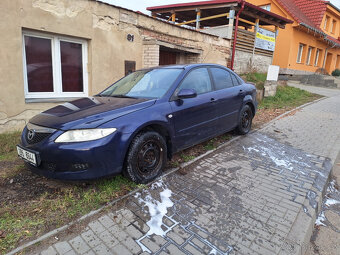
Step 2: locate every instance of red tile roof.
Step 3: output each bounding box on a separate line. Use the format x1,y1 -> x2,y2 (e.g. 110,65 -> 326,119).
276,0 -> 327,27
275,0 -> 340,46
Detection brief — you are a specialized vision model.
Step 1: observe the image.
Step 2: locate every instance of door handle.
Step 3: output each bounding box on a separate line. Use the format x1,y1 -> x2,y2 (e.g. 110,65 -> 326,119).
210,98 -> 216,103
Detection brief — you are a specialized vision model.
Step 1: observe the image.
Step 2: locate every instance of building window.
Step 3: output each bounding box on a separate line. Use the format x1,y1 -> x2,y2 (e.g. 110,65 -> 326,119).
324,16 -> 329,30
297,44 -> 305,63
306,46 -> 314,65
23,31 -> 88,99
314,48 -> 321,66
331,20 -> 336,34
260,4 -> 271,11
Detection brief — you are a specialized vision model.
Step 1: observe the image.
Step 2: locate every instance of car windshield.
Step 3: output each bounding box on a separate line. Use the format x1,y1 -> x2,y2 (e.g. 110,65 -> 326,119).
99,68 -> 183,99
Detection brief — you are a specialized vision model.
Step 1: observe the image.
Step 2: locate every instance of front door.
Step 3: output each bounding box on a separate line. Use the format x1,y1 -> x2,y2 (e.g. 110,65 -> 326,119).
170,67 -> 218,150
325,52 -> 333,74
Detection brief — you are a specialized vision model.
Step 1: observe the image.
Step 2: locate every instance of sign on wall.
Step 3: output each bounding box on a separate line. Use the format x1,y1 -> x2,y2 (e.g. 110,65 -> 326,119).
255,28 -> 276,52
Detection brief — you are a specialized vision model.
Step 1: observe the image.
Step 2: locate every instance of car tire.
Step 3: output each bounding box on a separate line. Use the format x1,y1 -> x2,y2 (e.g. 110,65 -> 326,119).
236,105 -> 253,135
124,131 -> 167,184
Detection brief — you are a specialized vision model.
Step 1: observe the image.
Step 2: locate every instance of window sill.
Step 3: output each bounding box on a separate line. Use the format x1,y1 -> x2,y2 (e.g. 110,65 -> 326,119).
25,97 -> 84,104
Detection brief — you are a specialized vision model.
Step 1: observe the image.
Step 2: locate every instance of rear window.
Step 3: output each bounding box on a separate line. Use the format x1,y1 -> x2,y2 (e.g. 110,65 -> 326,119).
210,68 -> 234,90
231,73 -> 242,86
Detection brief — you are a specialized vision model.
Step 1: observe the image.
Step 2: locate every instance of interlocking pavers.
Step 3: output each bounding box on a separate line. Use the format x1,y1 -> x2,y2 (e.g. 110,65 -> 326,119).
23,85 -> 340,255
69,236 -> 91,254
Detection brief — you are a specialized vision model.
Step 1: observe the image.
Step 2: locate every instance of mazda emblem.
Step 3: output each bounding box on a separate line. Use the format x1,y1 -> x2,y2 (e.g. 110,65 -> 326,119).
27,130 -> 35,141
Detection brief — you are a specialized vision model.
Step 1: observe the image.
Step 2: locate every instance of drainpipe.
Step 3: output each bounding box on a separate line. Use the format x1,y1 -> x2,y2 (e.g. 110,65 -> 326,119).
230,0 -> 245,71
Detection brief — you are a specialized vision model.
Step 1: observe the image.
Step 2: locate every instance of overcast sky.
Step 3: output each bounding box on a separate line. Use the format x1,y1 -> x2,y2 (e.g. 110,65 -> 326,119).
100,0 -> 340,14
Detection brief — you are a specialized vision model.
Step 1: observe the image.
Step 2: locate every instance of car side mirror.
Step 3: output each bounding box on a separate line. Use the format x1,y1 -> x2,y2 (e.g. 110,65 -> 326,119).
177,89 -> 197,99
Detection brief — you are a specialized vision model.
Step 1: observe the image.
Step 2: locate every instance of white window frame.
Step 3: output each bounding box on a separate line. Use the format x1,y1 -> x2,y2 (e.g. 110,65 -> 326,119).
314,49 -> 320,66
22,31 -> 88,99
297,44 -> 304,63
324,16 -> 328,30
306,47 -> 313,65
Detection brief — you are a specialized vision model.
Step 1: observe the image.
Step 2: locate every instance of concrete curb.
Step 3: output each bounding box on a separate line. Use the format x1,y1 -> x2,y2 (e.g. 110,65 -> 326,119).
278,158 -> 333,255
6,96 -> 329,255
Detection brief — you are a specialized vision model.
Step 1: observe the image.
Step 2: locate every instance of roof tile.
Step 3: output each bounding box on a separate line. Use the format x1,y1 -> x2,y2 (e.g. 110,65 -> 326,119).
276,0 -> 327,27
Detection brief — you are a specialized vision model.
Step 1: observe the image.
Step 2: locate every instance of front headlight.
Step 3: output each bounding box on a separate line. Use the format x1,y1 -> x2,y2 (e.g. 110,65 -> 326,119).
55,128 -> 117,143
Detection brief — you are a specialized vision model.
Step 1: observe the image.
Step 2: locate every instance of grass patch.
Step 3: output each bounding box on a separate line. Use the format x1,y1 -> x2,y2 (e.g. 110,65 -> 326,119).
180,154 -> 196,162
240,72 -> 266,90
0,212 -> 44,252
259,86 -> 322,109
0,175 -> 137,253
0,132 -> 21,161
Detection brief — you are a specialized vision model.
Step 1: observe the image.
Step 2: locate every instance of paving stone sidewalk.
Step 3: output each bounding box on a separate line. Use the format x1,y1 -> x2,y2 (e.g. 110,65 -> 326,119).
21,85 -> 340,255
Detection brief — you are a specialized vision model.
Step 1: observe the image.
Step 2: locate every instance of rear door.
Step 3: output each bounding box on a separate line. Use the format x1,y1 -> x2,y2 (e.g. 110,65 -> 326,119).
170,67 -> 218,150
209,67 -> 244,132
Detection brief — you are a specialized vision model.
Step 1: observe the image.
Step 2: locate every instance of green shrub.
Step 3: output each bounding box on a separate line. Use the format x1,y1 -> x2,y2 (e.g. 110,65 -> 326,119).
331,69 -> 340,76
240,72 -> 266,90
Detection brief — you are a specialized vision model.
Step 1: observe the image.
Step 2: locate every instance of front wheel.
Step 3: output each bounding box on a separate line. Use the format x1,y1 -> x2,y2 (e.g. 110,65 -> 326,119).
124,131 -> 167,184
236,105 -> 253,135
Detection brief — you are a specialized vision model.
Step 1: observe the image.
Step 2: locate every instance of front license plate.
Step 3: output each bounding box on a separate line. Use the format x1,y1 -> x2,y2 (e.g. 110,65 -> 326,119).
17,146 -> 37,166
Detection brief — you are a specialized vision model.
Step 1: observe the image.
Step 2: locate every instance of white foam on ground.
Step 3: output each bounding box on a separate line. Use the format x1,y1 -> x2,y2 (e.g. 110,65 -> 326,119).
135,179 -> 174,253
143,189 -> 173,236
245,144 -> 293,170
246,147 -> 259,152
209,248 -> 217,254
315,211 -> 326,226
325,198 -> 340,206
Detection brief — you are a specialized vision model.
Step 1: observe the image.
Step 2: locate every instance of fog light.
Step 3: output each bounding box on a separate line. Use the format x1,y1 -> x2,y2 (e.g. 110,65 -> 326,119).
71,163 -> 90,171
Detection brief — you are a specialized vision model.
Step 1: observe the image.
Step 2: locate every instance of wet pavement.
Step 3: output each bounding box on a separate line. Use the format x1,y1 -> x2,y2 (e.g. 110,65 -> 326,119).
13,85 -> 340,255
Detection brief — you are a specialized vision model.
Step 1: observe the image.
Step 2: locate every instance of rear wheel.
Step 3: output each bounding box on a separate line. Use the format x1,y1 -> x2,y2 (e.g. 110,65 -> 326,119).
236,105 -> 253,135
124,131 -> 167,184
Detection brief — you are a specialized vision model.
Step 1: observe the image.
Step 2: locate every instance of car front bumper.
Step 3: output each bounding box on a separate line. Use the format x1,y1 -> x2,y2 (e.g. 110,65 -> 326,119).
19,127 -> 131,180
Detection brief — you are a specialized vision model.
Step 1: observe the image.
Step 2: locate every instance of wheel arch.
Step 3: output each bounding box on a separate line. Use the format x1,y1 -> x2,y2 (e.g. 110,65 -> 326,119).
245,101 -> 256,117
242,94 -> 256,117
126,122 -> 173,161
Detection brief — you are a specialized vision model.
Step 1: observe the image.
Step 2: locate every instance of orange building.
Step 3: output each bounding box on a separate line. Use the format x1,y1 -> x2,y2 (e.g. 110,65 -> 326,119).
247,0 -> 340,74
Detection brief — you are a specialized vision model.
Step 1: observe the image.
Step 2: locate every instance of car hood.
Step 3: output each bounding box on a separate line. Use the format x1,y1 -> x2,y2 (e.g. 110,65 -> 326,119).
29,97 -> 156,130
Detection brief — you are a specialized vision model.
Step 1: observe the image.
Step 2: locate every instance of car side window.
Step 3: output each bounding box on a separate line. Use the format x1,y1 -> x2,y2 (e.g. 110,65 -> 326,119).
210,68 -> 233,90
231,73 -> 242,86
178,68 -> 212,95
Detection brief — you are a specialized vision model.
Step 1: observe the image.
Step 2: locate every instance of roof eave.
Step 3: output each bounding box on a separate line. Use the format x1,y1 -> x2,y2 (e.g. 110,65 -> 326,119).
299,22 -> 340,48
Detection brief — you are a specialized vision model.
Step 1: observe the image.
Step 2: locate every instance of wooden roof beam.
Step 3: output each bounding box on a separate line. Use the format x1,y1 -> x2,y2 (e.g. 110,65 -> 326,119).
177,12 -> 230,26
241,10 -> 285,28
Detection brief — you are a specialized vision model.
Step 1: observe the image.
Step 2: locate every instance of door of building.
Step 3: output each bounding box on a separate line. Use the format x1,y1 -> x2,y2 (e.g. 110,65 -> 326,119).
325,52 -> 333,74
159,50 -> 177,65
336,55 -> 340,70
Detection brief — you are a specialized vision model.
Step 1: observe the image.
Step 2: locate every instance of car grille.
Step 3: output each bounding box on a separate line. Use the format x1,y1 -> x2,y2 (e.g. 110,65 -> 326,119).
25,129 -> 51,144
25,123 -> 56,145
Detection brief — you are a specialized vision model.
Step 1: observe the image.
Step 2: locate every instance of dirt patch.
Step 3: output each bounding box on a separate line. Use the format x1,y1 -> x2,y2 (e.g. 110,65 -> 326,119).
252,107 -> 292,129
0,167 -> 70,206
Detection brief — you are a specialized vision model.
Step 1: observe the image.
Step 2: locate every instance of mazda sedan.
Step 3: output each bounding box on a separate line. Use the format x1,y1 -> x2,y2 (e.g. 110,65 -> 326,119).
17,64 -> 257,183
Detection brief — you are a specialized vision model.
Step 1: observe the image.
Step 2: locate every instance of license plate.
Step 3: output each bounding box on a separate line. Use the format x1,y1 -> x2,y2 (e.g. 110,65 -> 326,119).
17,146 -> 37,166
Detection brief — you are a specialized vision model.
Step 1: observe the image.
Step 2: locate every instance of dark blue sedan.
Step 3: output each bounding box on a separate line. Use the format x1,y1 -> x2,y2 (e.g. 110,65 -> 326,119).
17,64 -> 257,183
